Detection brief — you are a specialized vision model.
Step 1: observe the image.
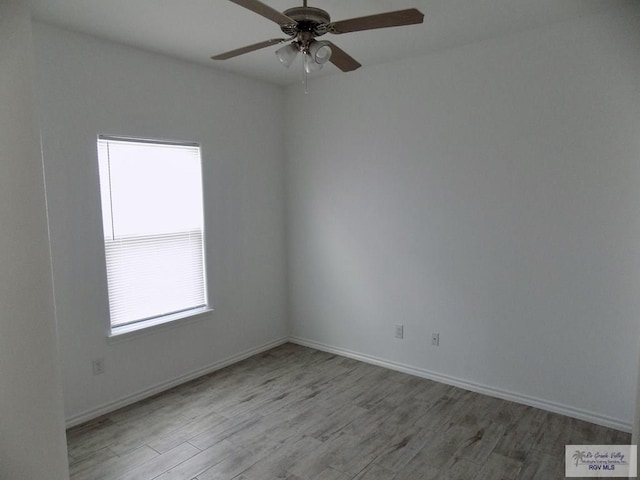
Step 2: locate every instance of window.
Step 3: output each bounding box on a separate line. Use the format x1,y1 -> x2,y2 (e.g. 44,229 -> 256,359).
97,136 -> 208,333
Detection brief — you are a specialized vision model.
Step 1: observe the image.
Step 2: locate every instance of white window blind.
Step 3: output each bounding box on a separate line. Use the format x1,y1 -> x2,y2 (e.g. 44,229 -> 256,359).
97,136 -> 207,329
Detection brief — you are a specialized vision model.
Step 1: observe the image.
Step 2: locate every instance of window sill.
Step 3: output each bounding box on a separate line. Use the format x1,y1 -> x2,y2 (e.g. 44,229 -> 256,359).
107,306 -> 213,343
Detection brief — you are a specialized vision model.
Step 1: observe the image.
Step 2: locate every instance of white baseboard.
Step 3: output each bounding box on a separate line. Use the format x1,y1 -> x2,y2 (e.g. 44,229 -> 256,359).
66,335 -> 631,433
65,336 -> 288,428
289,336 -> 631,433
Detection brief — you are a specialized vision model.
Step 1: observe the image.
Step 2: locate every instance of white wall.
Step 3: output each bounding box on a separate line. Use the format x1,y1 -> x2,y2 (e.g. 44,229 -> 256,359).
32,22 -> 288,423
0,2 -> 69,478
286,7 -> 640,429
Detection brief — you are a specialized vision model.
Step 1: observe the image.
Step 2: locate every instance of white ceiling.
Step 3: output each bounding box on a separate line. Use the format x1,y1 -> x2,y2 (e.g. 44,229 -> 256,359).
28,0 -> 635,86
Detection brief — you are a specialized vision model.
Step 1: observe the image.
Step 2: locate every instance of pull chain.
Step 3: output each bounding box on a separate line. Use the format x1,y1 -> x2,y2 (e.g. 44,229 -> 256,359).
302,54 -> 308,94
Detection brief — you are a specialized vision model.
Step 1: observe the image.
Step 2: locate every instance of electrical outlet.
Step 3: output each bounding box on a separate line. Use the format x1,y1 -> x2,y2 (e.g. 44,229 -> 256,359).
92,358 -> 105,375
431,333 -> 440,346
395,325 -> 404,339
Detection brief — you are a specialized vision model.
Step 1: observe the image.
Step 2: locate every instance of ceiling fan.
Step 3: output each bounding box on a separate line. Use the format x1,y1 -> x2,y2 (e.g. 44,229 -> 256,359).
212,0 -> 424,75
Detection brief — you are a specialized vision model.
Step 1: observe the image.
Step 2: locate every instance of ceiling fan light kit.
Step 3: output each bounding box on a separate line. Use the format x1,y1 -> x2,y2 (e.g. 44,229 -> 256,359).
212,0 -> 424,85
275,39 -> 331,71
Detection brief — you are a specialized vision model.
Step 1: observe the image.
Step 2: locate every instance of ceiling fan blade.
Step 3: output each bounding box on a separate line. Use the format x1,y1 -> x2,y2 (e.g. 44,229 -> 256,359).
212,38 -> 286,60
329,8 -> 424,34
326,42 -> 361,72
228,0 -> 297,26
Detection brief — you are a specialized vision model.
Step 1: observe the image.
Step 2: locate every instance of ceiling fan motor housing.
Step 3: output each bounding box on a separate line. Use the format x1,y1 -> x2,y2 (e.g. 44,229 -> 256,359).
281,7 -> 331,37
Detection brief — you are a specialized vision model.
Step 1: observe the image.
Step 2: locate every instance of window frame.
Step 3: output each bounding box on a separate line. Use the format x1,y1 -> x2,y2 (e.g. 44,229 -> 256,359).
96,135 -> 211,337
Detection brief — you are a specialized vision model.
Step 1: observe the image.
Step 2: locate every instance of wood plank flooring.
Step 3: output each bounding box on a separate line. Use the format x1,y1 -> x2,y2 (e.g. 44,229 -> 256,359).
66,343 -> 630,480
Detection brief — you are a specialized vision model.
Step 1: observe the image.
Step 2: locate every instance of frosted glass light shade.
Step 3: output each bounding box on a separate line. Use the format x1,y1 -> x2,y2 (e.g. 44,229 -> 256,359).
304,54 -> 324,73
276,43 -> 299,68
309,41 -> 332,64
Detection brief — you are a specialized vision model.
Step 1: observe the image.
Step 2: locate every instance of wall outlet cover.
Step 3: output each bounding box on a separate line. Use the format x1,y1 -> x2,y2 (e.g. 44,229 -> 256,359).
395,325 -> 404,339
92,358 -> 105,375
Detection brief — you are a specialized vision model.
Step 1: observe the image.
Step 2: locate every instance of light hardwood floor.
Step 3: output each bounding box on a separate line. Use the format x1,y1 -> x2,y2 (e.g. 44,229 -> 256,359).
66,343 -> 630,480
